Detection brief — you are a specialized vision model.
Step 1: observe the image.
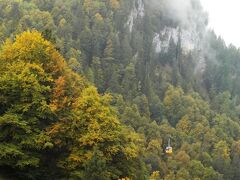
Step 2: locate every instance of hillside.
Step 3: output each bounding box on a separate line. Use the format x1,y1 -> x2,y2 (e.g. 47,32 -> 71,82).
1,0 -> 240,179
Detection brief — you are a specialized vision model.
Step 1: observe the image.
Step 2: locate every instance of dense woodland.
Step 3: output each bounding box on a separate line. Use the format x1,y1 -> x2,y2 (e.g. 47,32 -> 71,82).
1,0 -> 240,179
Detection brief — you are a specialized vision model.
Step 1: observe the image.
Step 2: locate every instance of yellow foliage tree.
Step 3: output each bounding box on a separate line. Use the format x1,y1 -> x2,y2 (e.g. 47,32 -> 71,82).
0,30 -> 143,179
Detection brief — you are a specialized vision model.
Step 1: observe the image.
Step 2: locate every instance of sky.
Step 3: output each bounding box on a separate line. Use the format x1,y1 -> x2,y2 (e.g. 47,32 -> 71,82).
200,0 -> 240,47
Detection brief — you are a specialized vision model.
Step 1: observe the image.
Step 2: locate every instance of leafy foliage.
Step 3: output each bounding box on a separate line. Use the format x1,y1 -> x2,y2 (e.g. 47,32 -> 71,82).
0,31 -> 144,179
1,0 -> 240,179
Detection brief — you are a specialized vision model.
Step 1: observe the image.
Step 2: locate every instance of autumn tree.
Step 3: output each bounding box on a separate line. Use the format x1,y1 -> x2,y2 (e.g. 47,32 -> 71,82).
0,30 -> 145,179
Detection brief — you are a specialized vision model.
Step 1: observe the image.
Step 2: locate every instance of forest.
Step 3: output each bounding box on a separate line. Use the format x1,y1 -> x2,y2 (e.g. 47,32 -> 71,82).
1,0 -> 240,179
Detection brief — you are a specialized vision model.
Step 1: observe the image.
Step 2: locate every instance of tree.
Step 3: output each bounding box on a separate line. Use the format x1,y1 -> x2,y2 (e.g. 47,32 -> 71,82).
213,141 -> 231,178
92,56 -> 104,92
0,62 -> 53,178
163,85 -> 185,126
175,168 -> 190,180
122,63 -> 138,100
231,141 -> 240,179
0,30 -> 66,178
0,30 -> 146,179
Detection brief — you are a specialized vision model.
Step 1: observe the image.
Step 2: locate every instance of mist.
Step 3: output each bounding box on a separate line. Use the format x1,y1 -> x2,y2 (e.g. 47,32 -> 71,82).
147,0 -> 192,24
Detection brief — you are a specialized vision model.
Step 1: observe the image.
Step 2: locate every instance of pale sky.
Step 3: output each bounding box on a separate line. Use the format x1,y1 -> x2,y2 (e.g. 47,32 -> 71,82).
200,0 -> 240,47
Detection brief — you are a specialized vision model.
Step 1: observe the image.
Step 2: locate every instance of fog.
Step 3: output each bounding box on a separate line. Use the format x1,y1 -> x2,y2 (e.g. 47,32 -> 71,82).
163,0 -> 191,23
201,0 -> 240,47
147,0 -> 196,25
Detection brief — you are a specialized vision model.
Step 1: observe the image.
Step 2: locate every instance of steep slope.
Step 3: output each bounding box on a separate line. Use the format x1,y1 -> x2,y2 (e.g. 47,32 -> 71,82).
1,0 -> 240,179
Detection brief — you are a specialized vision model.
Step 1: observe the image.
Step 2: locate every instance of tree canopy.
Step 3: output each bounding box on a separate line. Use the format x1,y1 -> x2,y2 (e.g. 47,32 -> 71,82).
1,0 -> 240,179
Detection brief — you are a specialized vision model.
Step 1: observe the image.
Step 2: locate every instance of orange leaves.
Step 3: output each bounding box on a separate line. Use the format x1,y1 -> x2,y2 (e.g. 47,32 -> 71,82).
49,76 -> 68,112
53,76 -> 66,99
69,154 -> 82,163
47,123 -> 62,136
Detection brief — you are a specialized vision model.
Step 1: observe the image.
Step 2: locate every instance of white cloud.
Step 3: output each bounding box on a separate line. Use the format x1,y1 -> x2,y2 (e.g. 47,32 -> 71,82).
201,0 -> 240,47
